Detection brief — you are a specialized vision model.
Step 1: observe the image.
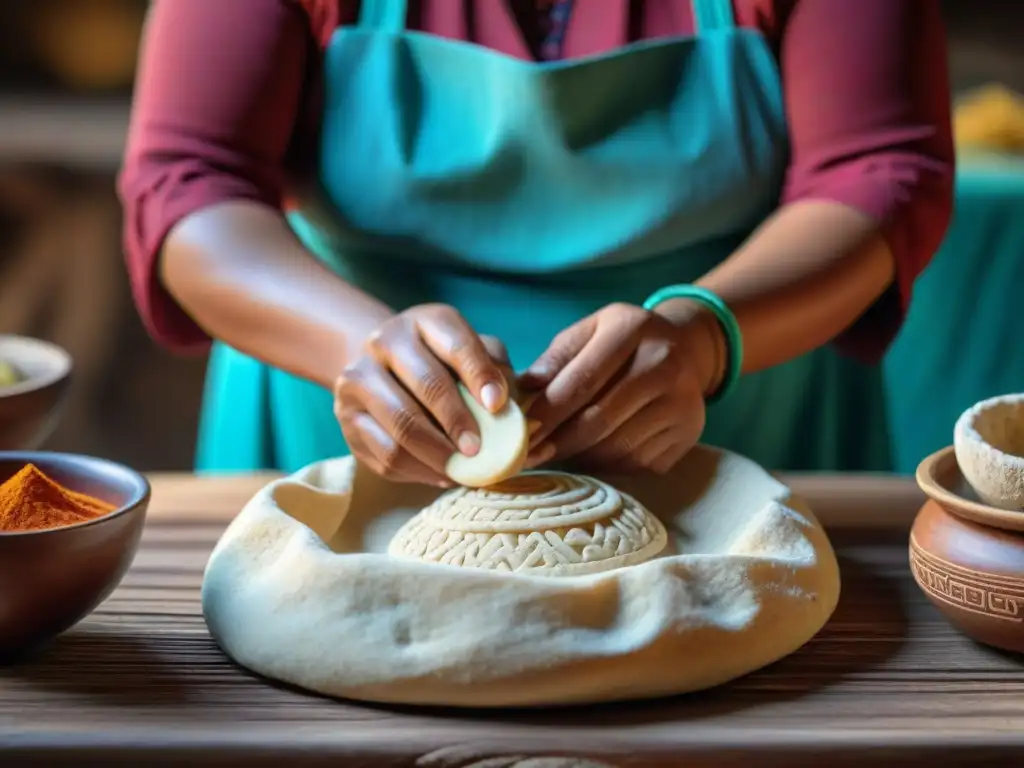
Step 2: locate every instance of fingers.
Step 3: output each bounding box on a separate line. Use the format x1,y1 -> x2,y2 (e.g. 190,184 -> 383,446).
414,308 -> 508,413
376,334 -> 482,457
481,334 -> 516,398
545,371 -> 659,462
345,411 -> 452,487
367,306 -> 509,456
573,427 -> 678,473
519,316 -> 594,392
632,427 -> 688,470
648,436 -> 694,475
578,426 -> 690,474
342,306 -> 518,487
335,357 -> 456,473
480,334 -> 511,368
574,398 -> 677,465
527,318 -> 636,446
570,397 -> 702,472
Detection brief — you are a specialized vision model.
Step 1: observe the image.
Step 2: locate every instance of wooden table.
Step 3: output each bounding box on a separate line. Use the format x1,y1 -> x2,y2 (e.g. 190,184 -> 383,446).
1,473 -> 1022,767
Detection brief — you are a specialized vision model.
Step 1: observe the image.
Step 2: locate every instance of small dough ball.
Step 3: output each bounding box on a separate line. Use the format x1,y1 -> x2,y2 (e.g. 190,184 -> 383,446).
445,384 -> 528,488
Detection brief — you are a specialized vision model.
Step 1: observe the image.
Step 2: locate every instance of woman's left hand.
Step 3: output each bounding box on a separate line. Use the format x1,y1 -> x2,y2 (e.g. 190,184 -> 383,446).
519,302 -> 714,474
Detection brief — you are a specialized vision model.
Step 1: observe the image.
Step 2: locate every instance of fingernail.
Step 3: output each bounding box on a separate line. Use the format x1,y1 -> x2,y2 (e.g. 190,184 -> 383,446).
457,432 -> 481,456
525,443 -> 555,468
525,363 -> 551,380
527,419 -> 542,436
480,383 -> 503,413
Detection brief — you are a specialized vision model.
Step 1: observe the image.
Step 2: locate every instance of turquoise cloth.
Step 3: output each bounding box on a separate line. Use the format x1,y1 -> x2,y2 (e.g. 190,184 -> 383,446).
883,154 -> 1024,474
197,0 -> 891,475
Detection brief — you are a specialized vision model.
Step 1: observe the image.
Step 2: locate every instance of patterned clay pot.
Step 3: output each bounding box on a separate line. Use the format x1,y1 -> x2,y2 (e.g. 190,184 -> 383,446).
912,446 -> 1024,653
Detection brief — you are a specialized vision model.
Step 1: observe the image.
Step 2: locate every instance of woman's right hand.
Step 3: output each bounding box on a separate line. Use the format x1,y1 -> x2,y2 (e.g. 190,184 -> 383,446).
333,304 -> 511,486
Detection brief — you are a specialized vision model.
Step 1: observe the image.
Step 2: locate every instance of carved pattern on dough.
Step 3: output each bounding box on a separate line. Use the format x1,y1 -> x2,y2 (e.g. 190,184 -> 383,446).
388,472 -> 667,576
910,536 -> 1024,622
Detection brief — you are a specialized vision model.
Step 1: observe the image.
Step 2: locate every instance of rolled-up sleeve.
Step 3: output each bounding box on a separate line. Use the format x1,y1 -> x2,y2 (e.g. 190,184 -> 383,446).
776,0 -> 955,362
117,0 -> 311,351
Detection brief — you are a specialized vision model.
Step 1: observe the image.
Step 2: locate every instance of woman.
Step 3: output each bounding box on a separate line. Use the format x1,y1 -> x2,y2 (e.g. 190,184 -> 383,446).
120,0 -> 953,482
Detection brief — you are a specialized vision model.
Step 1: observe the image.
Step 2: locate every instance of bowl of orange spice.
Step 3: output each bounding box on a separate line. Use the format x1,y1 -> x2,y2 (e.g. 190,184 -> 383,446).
0,452 -> 149,657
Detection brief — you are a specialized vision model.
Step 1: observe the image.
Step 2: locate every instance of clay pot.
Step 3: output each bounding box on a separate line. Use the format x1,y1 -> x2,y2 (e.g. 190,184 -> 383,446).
912,446 -> 1024,653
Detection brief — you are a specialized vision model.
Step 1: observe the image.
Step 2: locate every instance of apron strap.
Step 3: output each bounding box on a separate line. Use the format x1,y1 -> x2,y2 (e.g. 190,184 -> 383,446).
357,0 -> 408,33
692,0 -> 736,33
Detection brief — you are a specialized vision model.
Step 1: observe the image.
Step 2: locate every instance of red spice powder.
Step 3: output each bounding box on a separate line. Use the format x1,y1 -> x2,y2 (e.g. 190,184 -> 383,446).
0,463 -> 115,533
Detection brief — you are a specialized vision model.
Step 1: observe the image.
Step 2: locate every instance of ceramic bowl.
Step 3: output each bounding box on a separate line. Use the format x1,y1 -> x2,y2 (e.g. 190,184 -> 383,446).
912,446 -> 1024,653
0,452 -> 150,658
954,393 -> 1024,510
0,335 -> 73,451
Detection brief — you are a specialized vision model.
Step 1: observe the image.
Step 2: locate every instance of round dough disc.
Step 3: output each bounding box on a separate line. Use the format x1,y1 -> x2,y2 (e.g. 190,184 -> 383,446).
445,384 -> 528,488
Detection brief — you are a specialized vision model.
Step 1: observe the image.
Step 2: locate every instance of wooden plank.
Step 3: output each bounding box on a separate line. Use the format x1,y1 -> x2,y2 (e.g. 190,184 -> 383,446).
4,472 -> 1001,767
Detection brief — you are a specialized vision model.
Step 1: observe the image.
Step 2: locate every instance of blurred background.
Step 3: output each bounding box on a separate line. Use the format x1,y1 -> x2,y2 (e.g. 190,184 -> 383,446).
0,0 -> 1022,471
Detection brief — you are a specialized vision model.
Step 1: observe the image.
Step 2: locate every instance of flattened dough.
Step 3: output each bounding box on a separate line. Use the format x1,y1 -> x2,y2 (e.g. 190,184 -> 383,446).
389,472 -> 667,575
445,383 -> 528,487
202,445 -> 841,708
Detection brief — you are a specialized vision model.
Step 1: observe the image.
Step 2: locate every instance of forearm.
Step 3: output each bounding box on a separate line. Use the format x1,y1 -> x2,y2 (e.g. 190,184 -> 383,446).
657,201 -> 895,392
160,200 -> 394,389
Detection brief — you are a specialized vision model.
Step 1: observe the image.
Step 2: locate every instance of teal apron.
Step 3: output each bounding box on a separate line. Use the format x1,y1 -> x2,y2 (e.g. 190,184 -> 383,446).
197,0 -> 891,474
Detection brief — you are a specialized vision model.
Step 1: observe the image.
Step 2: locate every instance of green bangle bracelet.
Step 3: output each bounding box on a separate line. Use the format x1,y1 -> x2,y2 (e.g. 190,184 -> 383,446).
642,285 -> 742,405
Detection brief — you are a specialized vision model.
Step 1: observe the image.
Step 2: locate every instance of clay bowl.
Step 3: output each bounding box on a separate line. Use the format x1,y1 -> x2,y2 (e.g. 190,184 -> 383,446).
912,446 -> 1024,653
0,335 -> 73,451
0,452 -> 150,658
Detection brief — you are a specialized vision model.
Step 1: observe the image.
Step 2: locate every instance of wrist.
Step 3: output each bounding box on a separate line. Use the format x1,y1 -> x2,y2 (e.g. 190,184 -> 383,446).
653,298 -> 728,399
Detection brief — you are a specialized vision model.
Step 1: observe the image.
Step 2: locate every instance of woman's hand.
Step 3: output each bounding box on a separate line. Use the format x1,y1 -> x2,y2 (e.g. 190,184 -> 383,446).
520,303 -> 719,474
333,304 -> 511,486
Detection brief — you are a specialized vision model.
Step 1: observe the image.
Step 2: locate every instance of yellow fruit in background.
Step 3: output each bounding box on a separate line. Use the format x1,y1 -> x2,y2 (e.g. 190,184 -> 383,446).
32,0 -> 146,91
954,84 -> 1024,154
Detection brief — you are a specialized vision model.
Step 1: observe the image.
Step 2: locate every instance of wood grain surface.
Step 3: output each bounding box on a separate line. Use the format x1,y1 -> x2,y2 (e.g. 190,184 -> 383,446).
1,472 -> 1022,767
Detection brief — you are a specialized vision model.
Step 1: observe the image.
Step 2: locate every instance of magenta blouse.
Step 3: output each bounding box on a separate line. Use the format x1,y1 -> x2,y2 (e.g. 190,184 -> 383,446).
119,0 -> 955,361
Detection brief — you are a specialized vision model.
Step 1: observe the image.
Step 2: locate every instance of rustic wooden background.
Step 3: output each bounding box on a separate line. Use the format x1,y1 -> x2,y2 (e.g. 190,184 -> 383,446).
0,0 -> 1019,471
